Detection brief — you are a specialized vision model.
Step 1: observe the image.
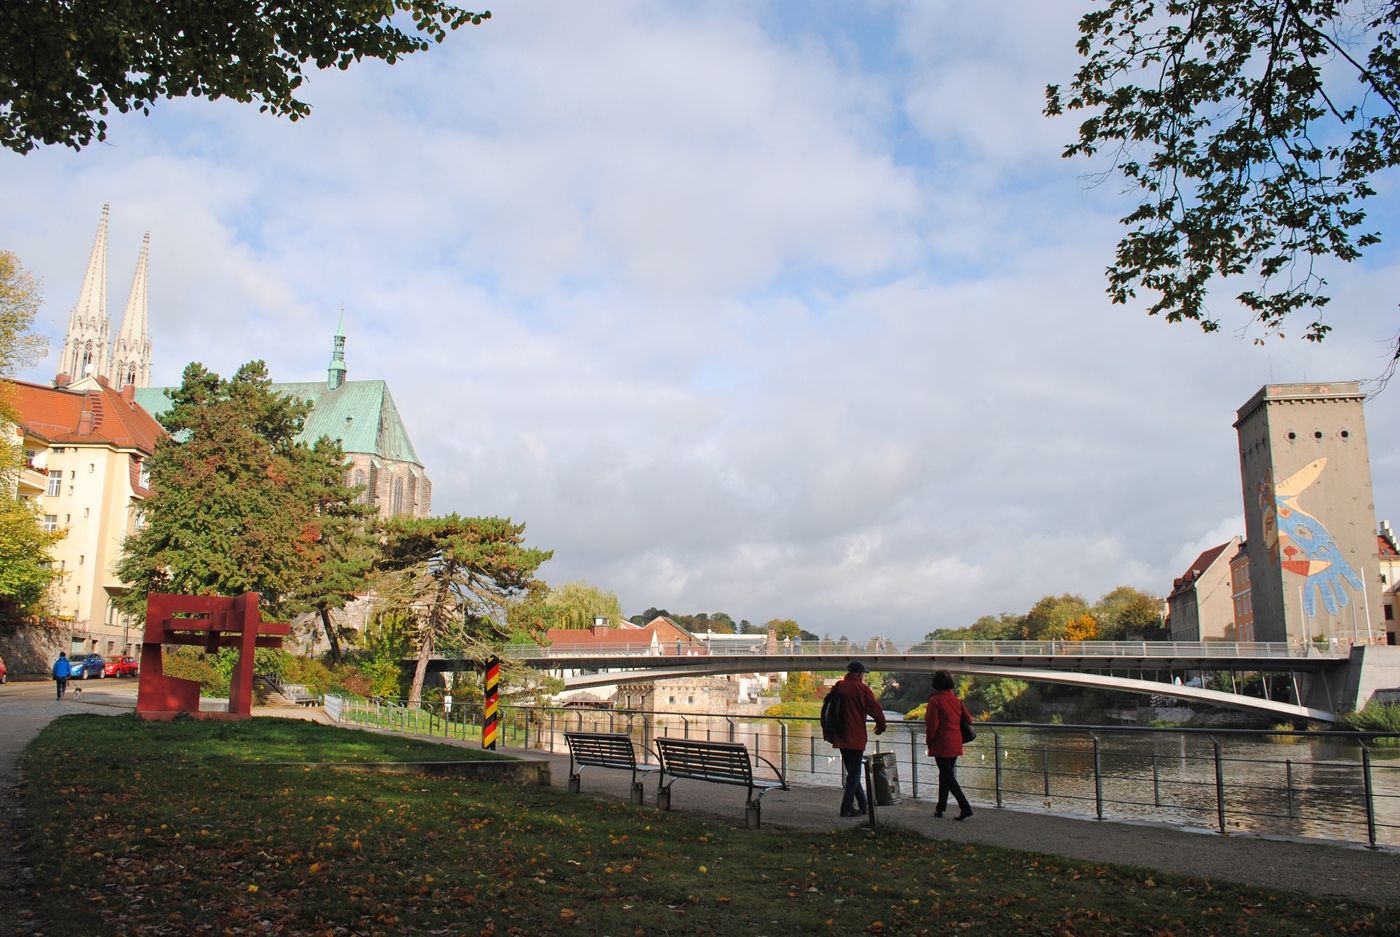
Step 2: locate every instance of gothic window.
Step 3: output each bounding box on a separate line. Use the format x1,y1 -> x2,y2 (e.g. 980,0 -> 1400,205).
351,470 -> 367,503
126,366 -> 136,387
81,341 -> 94,375
392,477 -> 404,516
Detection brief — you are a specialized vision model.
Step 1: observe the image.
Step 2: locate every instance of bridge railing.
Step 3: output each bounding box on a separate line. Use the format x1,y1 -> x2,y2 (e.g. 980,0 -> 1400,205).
328,696 -> 1400,848
497,638 -> 1319,660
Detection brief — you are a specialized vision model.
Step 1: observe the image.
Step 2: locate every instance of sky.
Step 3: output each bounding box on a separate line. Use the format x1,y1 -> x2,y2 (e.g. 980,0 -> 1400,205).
2,1 -> 1396,641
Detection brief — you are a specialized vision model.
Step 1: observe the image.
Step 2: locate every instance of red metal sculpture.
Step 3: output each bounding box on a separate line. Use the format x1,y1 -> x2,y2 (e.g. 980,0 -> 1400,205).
135,592 -> 289,721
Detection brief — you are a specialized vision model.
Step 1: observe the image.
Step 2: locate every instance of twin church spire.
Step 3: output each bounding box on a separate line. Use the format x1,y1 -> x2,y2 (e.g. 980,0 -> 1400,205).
59,205 -> 151,389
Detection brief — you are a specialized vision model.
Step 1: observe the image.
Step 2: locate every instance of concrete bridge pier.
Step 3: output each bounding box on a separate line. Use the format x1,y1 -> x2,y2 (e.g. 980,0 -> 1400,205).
1333,645 -> 1400,714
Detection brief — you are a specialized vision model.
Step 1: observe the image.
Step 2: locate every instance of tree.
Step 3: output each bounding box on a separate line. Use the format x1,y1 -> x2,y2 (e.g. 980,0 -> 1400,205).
1064,613 -> 1099,642
926,612 -> 1024,642
1,250 -> 59,620
1,3 -> 491,154
1093,585 -> 1166,639
115,361 -> 361,617
282,438 -> 377,663
766,618 -> 803,641
1047,1 -> 1400,360
541,580 -> 624,630
1022,594 -> 1093,640
375,514 -> 551,706
0,251 -> 45,379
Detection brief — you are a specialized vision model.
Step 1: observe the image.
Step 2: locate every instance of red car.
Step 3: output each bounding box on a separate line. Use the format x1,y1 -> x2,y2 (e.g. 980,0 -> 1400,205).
0,654 -> 7,684
104,655 -> 139,678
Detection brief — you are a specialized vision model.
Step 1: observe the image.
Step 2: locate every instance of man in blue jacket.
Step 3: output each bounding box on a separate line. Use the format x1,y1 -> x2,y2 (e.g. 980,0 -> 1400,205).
52,652 -> 71,700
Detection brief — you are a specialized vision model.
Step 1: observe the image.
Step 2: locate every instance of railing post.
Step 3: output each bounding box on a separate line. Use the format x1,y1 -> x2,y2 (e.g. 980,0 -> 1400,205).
1362,745 -> 1377,848
1213,738 -> 1226,834
1092,734 -> 1103,820
993,732 -> 1003,808
1285,759 -> 1295,819
1152,753 -> 1161,807
1042,745 -> 1051,800
780,722 -> 789,780
809,723 -> 817,774
909,726 -> 919,798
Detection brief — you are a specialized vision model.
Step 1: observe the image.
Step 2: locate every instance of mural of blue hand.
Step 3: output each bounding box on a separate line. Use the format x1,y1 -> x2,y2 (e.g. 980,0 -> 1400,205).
1277,504 -> 1365,617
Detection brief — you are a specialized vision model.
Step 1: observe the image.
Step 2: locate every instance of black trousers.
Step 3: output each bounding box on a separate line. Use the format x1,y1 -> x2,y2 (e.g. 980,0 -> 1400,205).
935,755 -> 971,814
839,748 -> 867,811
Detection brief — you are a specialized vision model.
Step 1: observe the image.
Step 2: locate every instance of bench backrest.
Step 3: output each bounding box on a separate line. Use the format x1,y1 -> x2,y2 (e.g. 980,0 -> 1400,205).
655,738 -> 754,783
565,732 -> 639,767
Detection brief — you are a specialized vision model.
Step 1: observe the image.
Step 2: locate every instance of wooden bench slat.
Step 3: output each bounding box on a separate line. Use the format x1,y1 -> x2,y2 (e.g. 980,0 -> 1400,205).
654,737 -> 788,828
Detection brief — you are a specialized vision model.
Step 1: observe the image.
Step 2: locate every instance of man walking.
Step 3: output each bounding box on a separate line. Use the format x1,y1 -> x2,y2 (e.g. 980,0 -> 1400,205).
52,651 -> 71,700
823,661 -> 887,817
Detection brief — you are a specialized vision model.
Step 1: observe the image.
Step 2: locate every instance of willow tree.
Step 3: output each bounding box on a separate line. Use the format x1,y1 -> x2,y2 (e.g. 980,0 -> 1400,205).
375,514 -> 552,705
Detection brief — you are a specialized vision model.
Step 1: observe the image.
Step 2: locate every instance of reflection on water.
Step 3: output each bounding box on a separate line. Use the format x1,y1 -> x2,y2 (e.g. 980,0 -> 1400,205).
518,708 -> 1400,848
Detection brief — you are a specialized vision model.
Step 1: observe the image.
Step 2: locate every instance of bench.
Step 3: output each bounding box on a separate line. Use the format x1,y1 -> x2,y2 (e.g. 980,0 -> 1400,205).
654,737 -> 788,828
563,732 -> 659,805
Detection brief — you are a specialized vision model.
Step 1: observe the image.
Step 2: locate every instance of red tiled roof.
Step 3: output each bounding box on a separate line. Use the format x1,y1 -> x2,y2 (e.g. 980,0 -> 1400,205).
545,627 -> 659,648
1169,540 -> 1235,598
1380,535 -> 1399,558
5,379 -> 164,454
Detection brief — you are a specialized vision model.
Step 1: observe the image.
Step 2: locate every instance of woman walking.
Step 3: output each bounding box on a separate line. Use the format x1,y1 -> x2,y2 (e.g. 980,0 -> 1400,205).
924,670 -> 973,820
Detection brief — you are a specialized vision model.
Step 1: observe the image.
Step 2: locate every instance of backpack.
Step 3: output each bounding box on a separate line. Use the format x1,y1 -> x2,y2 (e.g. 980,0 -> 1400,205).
820,686 -> 845,738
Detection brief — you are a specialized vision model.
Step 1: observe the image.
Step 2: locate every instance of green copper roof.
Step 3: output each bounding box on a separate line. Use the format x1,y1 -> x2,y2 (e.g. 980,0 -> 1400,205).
134,380 -> 422,466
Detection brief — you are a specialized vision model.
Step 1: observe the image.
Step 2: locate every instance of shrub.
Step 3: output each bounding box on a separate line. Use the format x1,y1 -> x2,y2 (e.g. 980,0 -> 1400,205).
1340,701 -> 1400,735
160,648 -> 229,696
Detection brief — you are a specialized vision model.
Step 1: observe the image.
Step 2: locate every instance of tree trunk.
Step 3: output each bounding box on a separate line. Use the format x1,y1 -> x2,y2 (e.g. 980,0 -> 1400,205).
319,606 -> 343,664
408,571 -> 454,706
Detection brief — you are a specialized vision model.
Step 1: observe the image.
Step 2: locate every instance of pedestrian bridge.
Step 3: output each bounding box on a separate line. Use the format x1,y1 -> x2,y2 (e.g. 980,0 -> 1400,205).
428,639 -> 1358,723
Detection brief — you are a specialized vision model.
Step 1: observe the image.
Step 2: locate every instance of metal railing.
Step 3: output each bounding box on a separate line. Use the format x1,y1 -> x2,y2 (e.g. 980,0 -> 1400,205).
494,638 -> 1335,660
328,696 -> 1400,848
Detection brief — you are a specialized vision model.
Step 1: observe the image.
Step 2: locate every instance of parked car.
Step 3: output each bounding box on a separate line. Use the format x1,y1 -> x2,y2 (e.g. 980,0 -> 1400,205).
70,653 -> 106,679
0,654 -> 7,684
105,655 -> 139,678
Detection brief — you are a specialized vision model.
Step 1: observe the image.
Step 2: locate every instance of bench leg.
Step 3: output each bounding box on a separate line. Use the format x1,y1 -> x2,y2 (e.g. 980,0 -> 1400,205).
567,774 -> 581,794
745,801 -> 761,829
630,781 -> 645,806
657,787 -> 671,811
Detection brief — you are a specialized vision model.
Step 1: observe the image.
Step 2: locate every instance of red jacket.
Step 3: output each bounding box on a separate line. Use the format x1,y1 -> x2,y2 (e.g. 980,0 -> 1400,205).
925,689 -> 970,758
826,674 -> 887,750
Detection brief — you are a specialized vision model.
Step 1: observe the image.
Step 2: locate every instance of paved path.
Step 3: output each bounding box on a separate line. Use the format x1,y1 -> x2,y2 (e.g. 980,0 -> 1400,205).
3,684 -> 1398,912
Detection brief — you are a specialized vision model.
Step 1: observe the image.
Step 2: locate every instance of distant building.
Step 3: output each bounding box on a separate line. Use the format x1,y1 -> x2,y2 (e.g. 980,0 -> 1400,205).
1166,538 -> 1240,642
3,378 -> 164,658
1229,542 -> 1254,641
1380,522 -> 1399,646
1235,383 -> 1385,647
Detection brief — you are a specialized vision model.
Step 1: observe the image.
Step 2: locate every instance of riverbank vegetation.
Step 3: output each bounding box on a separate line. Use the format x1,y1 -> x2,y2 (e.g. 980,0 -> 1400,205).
17,715 -> 1393,936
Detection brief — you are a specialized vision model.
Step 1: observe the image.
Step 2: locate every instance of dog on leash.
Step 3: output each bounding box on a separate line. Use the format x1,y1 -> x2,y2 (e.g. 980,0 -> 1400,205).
73,685 -> 82,698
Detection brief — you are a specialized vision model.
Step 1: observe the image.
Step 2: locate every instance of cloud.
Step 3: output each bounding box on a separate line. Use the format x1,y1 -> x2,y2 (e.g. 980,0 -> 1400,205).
1,2 -> 1394,640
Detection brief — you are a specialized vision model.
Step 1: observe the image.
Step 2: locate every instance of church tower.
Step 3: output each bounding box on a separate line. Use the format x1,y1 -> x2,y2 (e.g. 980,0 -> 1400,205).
58,205 -> 152,388
60,204 -> 111,382
110,234 -> 152,389
327,310 -> 347,390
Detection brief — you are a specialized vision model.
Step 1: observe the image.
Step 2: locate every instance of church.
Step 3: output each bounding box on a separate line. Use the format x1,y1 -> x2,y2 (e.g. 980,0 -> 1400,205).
54,205 -> 432,520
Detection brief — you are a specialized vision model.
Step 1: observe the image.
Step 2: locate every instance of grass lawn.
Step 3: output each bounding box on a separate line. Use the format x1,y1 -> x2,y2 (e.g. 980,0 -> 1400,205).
16,715 -> 1396,936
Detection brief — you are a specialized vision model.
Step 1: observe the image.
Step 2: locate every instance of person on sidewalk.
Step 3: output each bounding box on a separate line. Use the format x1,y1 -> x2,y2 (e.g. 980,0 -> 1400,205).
52,652 -> 71,701
825,661 -> 887,817
924,670 -> 973,820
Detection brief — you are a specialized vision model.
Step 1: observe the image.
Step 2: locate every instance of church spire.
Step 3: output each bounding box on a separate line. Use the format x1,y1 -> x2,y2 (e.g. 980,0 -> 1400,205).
60,204 -> 111,382
112,233 -> 152,389
327,309 -> 347,390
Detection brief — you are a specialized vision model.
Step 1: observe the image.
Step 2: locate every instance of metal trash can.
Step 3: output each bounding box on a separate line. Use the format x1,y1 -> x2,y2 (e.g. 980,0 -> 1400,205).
870,751 -> 901,805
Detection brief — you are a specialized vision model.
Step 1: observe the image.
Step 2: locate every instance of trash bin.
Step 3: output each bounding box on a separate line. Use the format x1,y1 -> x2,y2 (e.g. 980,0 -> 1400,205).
870,751 -> 901,806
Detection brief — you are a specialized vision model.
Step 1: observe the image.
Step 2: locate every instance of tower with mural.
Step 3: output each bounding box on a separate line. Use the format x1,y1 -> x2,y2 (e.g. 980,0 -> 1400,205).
1235,383 -> 1384,648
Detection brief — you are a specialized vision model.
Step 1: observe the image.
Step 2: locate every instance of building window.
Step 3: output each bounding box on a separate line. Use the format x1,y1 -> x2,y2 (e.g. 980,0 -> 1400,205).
88,463 -> 95,473
41,514 -> 58,532
1387,606 -> 1395,621
392,477 -> 404,516
78,555 -> 84,565
139,461 -> 150,488
46,474 -> 61,496
84,507 -> 90,518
